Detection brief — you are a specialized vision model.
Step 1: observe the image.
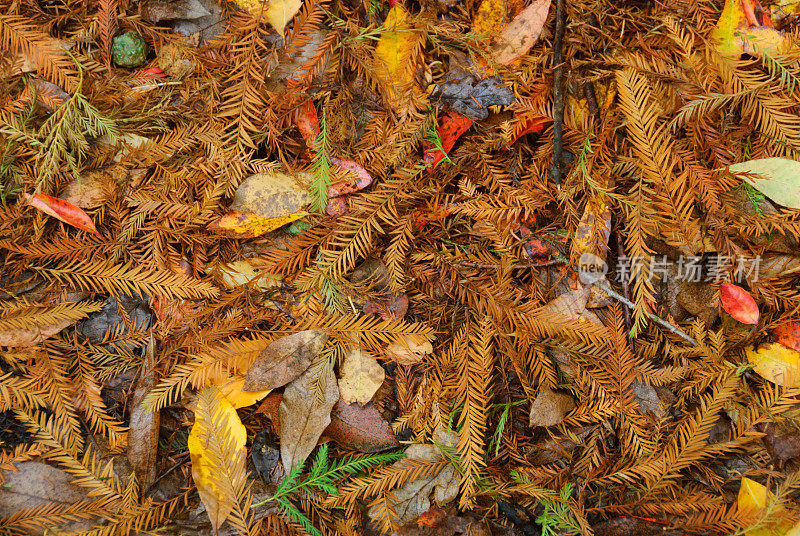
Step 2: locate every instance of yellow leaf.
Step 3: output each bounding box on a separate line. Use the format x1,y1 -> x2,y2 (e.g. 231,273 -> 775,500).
472,0 -> 524,39
209,259 -> 283,290
373,5 -> 420,106
218,376 -> 272,409
739,477 -> 768,513
232,0 -> 302,34
210,211 -> 308,238
746,343 -> 800,387
711,0 -> 789,57
338,348 -> 385,405
188,386 -> 247,530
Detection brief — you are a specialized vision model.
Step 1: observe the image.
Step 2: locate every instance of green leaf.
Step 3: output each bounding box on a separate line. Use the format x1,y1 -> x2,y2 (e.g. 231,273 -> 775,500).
728,158 -> 800,210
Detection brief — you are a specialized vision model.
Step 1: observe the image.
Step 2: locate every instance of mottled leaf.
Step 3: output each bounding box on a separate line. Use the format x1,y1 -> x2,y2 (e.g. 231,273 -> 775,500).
729,158 -> 800,210
244,330 -> 328,391
229,172 -> 312,219
338,348 -> 385,405
324,400 -> 399,452
746,342 -> 800,387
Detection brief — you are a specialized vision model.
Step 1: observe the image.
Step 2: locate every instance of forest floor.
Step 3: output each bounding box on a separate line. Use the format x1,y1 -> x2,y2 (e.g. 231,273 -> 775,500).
2,0 -> 800,535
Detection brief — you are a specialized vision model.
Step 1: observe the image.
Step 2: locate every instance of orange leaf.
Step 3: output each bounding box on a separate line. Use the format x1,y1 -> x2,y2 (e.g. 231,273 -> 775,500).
774,322 -> 800,353
423,112 -> 474,170
720,282 -> 759,324
294,98 -> 320,149
490,0 -> 552,65
24,193 -> 102,238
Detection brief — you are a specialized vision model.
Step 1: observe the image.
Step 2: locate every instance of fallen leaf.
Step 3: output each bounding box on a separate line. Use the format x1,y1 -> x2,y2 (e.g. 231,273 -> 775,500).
251,429 -> 282,483
218,375 -> 272,409
774,322 -> 800,352
538,287 -> 591,321
505,115 -> 549,148
712,0 -> 787,57
208,210 -> 308,238
385,334 -> 434,365
294,98 -> 320,149
229,171 -> 312,219
60,172 -> 112,209
127,337 -> 158,491
728,158 -> 800,211
473,0 -> 525,38
373,4 -> 421,106
338,348 -> 385,405
746,342 -> 800,387
209,259 -> 283,290
188,385 -> 247,530
244,330 -> 328,391
490,0 -> 552,65
264,30 -> 331,92
0,462 -> 95,534
233,0 -> 301,34
760,422 -> 800,467
423,112 -> 474,170
278,360 -> 340,472
367,427 -> 460,526
324,400 -> 399,452
571,200 -> 612,263
329,158 -> 374,196
142,0 -> 211,22
416,506 -> 448,528
24,193 -> 102,238
528,386 -> 576,427
720,282 -> 760,325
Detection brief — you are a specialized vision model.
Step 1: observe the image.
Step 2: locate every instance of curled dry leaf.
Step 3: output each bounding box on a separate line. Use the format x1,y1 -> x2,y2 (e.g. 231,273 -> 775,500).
324,400 -> 399,452
278,360 -> 340,472
746,342 -> 800,387
188,385 -> 247,530
720,282 -> 759,325
338,348 -> 385,405
24,193 -> 102,238
385,334 -> 434,365
244,330 -> 328,390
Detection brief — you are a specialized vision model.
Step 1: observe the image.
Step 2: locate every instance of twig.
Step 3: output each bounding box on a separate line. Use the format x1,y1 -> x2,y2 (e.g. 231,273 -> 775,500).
593,281 -> 697,345
550,0 -> 567,185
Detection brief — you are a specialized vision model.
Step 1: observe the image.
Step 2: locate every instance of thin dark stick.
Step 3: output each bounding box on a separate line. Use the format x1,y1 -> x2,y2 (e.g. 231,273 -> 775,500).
457,258 -> 567,269
550,0 -> 567,185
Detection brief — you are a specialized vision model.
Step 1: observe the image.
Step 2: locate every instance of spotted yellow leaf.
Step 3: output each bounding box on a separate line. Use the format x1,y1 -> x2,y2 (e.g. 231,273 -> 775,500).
231,0 -> 301,34
746,342 -> 800,387
188,386 -> 247,530
373,5 -> 421,106
208,210 -> 307,238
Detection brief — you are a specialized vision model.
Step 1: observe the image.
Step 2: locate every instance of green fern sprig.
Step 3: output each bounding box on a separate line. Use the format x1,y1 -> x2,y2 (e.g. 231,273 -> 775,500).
309,107 -> 332,214
253,443 -> 403,536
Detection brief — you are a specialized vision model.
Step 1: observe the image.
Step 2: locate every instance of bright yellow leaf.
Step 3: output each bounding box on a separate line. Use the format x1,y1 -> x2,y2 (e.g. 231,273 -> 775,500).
739,477 -> 768,513
210,210 -> 307,238
188,386 -> 247,530
232,0 -> 301,34
373,5 -> 421,106
746,342 -> 800,387
218,376 -> 272,409
711,0 -> 790,57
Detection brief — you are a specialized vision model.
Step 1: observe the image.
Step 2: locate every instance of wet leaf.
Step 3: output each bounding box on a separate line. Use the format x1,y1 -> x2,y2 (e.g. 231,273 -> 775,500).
1,301 -> 103,348
208,210 -> 308,238
423,112 -> 474,169
746,342 -> 800,387
373,4 -> 421,106
229,171 -> 312,219
24,193 -> 102,238
324,400 -> 399,452
774,322 -> 800,352
338,348 -> 385,405
720,282 -> 760,324
233,0 -> 301,34
188,385 -> 247,530
329,158 -> 374,196
728,158 -> 800,210
218,375 -> 272,409
490,0 -> 552,65
278,360 -> 339,472
294,98 -> 320,149
712,0 -> 786,57
244,330 -> 328,391
127,339 -> 158,490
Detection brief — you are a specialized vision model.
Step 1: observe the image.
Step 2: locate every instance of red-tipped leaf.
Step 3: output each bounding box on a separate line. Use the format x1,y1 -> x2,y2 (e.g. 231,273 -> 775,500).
774,322 -> 800,352
720,282 -> 759,324
24,193 -> 102,238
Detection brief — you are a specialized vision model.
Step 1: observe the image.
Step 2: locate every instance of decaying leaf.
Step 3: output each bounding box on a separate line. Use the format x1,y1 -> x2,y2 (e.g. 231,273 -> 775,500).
720,282 -> 760,325
528,386 -> 576,428
188,385 -> 247,530
385,334 -> 434,365
209,259 -> 283,291
324,400 -> 399,452
24,193 -> 103,238
127,337 -> 158,491
0,301 -> 103,347
712,0 -> 788,57
229,171 -> 313,219
208,210 -> 308,238
729,158 -> 800,211
278,359 -> 340,472
338,348 -> 385,405
423,112 -> 474,170
774,322 -> 800,352
367,427 -> 460,526
373,4 -> 421,106
490,0 -> 552,65
746,342 -> 800,387
244,330 -> 328,390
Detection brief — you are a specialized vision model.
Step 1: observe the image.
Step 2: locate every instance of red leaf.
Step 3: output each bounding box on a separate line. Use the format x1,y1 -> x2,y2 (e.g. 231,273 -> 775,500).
24,193 -> 102,238
293,98 -> 320,149
774,322 -> 800,352
423,112 -> 473,170
720,282 -> 759,324
322,401 -> 399,453
136,67 -> 167,79
417,507 -> 448,528
329,158 -> 374,196
505,116 -> 549,148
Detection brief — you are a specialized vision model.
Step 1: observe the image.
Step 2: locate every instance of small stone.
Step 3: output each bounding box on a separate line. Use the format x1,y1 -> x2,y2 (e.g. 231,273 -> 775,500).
112,31 -> 148,68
